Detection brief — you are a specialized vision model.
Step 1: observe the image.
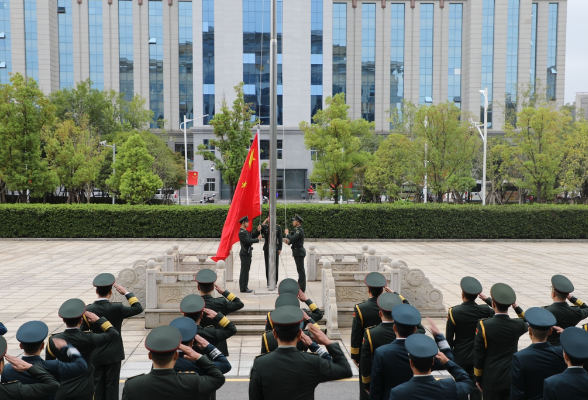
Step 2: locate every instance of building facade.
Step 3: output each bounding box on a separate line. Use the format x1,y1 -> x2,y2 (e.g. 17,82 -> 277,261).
575,92 -> 588,120
0,0 -> 568,199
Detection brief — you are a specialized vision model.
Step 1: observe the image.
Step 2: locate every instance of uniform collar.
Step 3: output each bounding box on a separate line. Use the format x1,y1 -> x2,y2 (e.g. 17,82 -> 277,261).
96,298 -> 110,302
275,346 -> 299,353
494,313 -> 510,317
201,294 -> 213,299
462,301 -> 477,305
565,367 -> 587,374
411,374 -> 435,380
368,297 -> 378,302
150,368 -> 176,375
530,341 -> 551,348
65,327 -> 80,331
22,355 -> 43,361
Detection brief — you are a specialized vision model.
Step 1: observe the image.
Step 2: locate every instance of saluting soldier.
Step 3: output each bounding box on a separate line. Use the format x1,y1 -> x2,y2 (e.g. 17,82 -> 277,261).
543,274 -> 588,346
180,294 -> 237,355
359,292 -> 426,395
264,279 -> 322,331
350,272 -> 386,400
389,334 -> 475,400
473,283 -> 528,400
80,273 -> 143,400
284,214 -> 307,292
46,299 -> 119,400
121,326 -> 225,400
510,307 -> 566,400
0,335 -> 60,400
238,216 -> 259,293
196,269 -> 244,356
543,327 -> 588,400
249,306 -> 352,399
258,216 -> 283,286
445,277 -> 494,400
1,321 -> 88,397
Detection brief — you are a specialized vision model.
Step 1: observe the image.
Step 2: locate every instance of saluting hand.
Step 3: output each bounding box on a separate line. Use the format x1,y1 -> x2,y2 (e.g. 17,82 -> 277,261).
113,283 -> 127,295
284,229 -> 289,235
297,289 -> 308,302
435,351 -> 449,365
51,338 -> 68,351
257,225 -> 262,232
553,325 -> 564,334
179,344 -> 201,361
307,323 -> 331,346
214,284 -> 224,294
384,286 -> 394,294
5,355 -> 33,372
84,311 -> 100,324
194,335 -> 210,350
203,308 -> 218,319
476,382 -> 483,393
478,293 -> 488,301
427,317 -> 441,335
300,332 -> 313,347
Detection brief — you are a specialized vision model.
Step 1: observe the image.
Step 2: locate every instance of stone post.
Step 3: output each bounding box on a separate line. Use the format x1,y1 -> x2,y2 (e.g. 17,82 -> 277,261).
360,244 -> 369,269
225,251 -> 234,282
366,248 -> 379,272
388,260 -> 402,292
163,248 -> 175,283
307,244 -> 317,281
216,260 -> 226,292
146,259 -> 158,309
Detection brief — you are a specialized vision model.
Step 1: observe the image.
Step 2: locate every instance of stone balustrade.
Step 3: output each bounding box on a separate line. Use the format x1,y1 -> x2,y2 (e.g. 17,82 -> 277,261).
308,244 -> 376,281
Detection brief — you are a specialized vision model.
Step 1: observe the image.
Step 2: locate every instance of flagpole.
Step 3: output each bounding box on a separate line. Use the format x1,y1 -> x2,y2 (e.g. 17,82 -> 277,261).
268,0 -> 278,291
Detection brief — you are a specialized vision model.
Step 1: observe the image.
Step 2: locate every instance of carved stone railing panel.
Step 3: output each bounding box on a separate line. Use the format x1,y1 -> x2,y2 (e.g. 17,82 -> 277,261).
111,260 -> 149,315
322,268 -> 340,339
157,283 -> 200,308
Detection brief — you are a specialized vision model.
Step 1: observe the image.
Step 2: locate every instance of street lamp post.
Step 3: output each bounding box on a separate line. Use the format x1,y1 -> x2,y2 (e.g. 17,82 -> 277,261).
180,114 -> 208,206
423,117 -> 428,204
100,141 -> 116,205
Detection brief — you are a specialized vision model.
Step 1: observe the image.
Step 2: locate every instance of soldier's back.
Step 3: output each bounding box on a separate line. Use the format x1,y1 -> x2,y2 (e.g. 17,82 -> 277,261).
122,370 -> 215,400
544,303 -> 584,345
449,302 -> 493,365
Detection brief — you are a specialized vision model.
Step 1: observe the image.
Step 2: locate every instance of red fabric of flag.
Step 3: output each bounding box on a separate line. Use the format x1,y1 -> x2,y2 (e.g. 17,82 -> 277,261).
187,171 -> 199,186
212,130 -> 261,262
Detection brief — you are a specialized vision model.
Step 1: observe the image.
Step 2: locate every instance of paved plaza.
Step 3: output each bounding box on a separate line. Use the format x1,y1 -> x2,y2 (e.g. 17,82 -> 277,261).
2,239 -> 588,384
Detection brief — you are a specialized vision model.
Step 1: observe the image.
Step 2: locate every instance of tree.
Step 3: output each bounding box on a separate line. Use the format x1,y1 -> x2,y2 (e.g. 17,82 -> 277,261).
559,119 -> 588,203
196,82 -> 257,201
43,119 -> 105,203
504,106 -> 567,203
106,134 -> 163,204
300,93 -> 374,204
0,73 -> 59,202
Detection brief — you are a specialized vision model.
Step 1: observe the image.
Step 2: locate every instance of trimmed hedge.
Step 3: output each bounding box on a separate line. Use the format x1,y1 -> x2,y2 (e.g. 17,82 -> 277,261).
1,203 -> 588,239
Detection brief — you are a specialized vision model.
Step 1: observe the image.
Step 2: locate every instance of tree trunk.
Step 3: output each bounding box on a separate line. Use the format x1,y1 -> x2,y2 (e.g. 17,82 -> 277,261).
0,179 -> 5,204
333,186 -> 339,204
536,184 -> 542,203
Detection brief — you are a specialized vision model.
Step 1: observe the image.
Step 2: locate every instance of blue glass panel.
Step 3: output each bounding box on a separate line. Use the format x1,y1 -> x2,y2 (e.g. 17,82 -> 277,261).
447,4 -> 461,109
24,0 -> 38,82
419,3 -> 433,105
149,0 -> 164,127
332,3 -> 346,96
530,3 -> 537,93
179,1 -> 193,127
390,3 -> 404,120
547,3 -> 558,100
311,0 -> 323,117
58,0 -> 73,89
119,0 -> 133,101
361,3 -> 375,122
202,0 -> 214,124
0,1 -> 11,84
89,0 -> 104,90
481,0 -> 494,127
505,0 -> 519,119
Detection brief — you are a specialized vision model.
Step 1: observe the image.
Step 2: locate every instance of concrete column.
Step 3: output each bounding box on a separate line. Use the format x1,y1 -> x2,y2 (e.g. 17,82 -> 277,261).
517,0 -> 532,102
226,251 -> 233,282
214,0 -> 242,110
133,0 -> 149,105
405,3 -> 419,105
103,0 -> 120,91
10,0 -> 25,76
283,0 -> 310,126
374,2 -> 390,132
535,1 -> 548,98
347,3 -> 361,119
461,0 -> 482,123
433,3 -> 447,105
73,0 -> 90,84
322,0 -> 333,102
492,0 -> 508,130
555,0 -> 566,108
36,0 -> 59,94
163,1 -> 179,131
192,0 -> 203,126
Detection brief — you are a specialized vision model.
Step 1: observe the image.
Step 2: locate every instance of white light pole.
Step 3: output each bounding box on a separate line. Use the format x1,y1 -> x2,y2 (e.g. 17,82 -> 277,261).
477,87 -> 488,206
180,114 -> 208,206
423,117 -> 428,203
100,141 -> 116,205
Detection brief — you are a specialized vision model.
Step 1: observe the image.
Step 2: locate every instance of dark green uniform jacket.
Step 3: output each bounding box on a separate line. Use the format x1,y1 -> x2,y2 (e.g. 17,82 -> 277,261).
239,228 -> 259,256
0,363 -> 60,400
543,296 -> 588,345
446,299 -> 495,367
200,291 -> 244,356
249,343 -> 352,400
260,321 -> 320,354
359,321 -> 426,391
473,314 -> 528,391
45,317 -> 119,400
350,297 -> 381,361
190,313 -> 237,355
543,367 -> 588,400
264,299 -> 322,331
285,226 -> 305,257
261,224 -> 283,252
121,356 -> 225,400
80,292 -> 143,365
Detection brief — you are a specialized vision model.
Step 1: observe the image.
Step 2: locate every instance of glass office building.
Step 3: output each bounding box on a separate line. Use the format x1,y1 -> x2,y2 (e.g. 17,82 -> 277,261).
119,0 -> 133,101
0,1 -> 11,84
390,4 -> 404,117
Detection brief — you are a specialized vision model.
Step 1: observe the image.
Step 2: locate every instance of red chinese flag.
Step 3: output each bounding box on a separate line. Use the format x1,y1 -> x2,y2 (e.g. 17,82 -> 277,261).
187,171 -> 199,186
212,130 -> 262,262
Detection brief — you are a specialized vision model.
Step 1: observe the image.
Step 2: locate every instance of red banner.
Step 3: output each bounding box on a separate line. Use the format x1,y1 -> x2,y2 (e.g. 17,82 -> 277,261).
187,171 -> 199,186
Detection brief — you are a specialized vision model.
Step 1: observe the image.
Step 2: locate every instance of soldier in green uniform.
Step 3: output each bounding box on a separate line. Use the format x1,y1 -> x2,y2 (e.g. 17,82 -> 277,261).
473,283 -> 528,400
350,272 -> 386,400
264,279 -> 322,331
543,274 -> 588,346
249,306 -> 352,399
359,292 -> 426,394
259,216 -> 283,285
238,216 -> 259,293
445,277 -> 495,400
45,299 -> 119,400
196,269 -> 244,356
79,273 -> 143,400
180,294 -> 237,356
284,214 -> 306,292
0,336 -> 60,399
121,326 -> 225,400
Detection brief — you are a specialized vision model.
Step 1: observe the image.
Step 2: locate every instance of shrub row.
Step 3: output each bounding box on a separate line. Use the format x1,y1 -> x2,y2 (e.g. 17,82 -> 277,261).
1,203 -> 588,239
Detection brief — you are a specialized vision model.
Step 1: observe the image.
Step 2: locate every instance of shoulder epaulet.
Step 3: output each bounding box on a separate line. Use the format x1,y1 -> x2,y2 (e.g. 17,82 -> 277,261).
365,325 -> 377,330
448,307 -> 456,325
178,371 -> 196,374
479,317 -> 491,322
126,373 -> 144,381
1,380 -> 19,385
306,352 -> 319,356
255,353 -> 269,359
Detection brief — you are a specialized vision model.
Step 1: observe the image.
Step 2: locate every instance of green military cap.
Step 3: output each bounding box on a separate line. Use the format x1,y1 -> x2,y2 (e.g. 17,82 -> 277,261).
145,326 -> 182,353
278,278 -> 299,295
391,304 -> 421,327
490,283 -> 516,306
460,276 -> 483,295
58,299 -> 86,319
17,321 -> 48,344
195,269 -> 217,284
552,275 -> 574,294
270,305 -> 304,326
239,215 -> 249,223
377,292 -> 404,312
560,327 -> 588,360
524,307 -> 556,330
0,335 -> 6,359
180,294 -> 205,314
169,317 -> 198,343
275,293 -> 300,309
364,272 -> 387,288
405,334 -> 438,360
93,273 -> 115,288
292,214 -> 303,223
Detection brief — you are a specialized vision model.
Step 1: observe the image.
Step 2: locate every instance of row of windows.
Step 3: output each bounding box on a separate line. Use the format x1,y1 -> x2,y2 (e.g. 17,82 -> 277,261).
89,0 -> 103,90
361,4 -> 375,122
58,0 -> 73,89
481,0 -> 494,128
390,4 -> 404,119
202,0 -> 215,125
179,2 -> 193,128
149,0 -> 164,127
505,0 -> 519,121
24,0 -> 38,82
311,0 -> 323,118
547,3 -> 558,101
0,1 -> 11,84
447,4 -> 462,108
119,0 -> 133,101
332,3 -> 346,97
419,4 -> 434,105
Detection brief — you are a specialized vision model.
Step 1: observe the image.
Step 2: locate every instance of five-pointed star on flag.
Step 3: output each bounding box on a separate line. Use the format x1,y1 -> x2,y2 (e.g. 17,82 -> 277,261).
249,150 -> 256,168
242,181 -> 247,188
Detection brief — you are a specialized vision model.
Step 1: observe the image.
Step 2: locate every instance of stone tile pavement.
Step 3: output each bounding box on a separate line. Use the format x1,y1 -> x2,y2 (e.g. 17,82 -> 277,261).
2,240 -> 588,379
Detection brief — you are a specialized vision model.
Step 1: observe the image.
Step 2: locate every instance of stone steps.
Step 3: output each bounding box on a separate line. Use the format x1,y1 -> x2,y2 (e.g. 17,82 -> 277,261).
230,309 -> 326,336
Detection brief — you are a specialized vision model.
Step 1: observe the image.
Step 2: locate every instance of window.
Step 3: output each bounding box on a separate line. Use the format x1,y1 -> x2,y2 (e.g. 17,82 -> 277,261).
390,4 -> 404,121
332,3 -> 346,96
58,0 -> 73,89
202,0 -> 215,124
547,3 -> 558,100
311,147 -> 320,161
179,1 -> 193,128
175,143 -> 194,163
480,0 -> 495,128
119,0 -> 134,101
447,4 -> 462,109
505,0 -> 519,123
258,140 -> 282,160
311,0 -> 323,117
149,1 -> 164,127
204,178 -> 216,192
89,0 -> 104,90
361,4 -> 375,122
24,0 -> 38,82
0,1 -> 11,84
203,139 -> 215,153
419,3 -> 433,105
